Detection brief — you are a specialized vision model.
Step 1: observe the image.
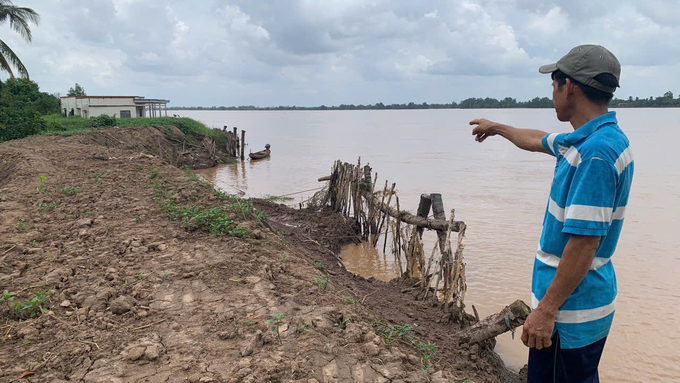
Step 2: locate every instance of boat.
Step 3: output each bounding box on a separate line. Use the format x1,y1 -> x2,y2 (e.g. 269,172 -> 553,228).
249,144 -> 271,160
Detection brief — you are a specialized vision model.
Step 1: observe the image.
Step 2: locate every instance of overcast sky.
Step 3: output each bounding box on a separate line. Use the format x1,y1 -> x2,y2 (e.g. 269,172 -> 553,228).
4,0 -> 679,106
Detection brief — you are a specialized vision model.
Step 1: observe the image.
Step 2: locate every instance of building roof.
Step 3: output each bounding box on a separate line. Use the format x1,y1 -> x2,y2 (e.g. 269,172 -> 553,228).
60,96 -> 141,99
60,96 -> 170,103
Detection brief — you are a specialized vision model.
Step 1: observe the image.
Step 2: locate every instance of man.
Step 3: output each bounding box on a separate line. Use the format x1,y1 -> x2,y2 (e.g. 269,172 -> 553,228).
470,45 -> 634,382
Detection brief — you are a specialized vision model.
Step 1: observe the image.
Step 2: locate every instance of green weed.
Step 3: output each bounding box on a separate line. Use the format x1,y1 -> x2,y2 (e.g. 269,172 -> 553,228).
38,201 -> 57,211
373,320 -> 437,371
334,317 -> 350,327
263,195 -> 295,203
86,171 -> 102,183
1,290 -> 17,310
186,174 -> 209,187
134,216 -> 144,223
315,261 -> 327,272
37,175 -> 47,193
61,187 -> 80,196
149,169 -> 159,179
344,296 -> 360,305
14,290 -> 50,318
213,189 -> 237,203
16,220 -> 25,231
266,313 -> 284,344
315,273 -> 330,290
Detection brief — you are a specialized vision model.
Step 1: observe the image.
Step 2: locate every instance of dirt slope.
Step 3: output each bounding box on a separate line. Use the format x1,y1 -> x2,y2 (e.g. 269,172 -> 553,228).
0,126 -> 521,383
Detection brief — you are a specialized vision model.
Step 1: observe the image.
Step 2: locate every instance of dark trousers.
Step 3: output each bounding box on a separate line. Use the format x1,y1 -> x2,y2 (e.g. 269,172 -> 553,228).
528,331 -> 607,383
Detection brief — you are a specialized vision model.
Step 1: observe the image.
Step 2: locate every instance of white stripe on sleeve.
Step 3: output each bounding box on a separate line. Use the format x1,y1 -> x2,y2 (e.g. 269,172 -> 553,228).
546,133 -> 558,155
565,204 -> 613,222
615,147 -> 634,175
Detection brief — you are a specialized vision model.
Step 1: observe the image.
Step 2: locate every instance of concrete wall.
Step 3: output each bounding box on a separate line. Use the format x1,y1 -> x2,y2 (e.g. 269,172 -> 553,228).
60,97 -> 143,119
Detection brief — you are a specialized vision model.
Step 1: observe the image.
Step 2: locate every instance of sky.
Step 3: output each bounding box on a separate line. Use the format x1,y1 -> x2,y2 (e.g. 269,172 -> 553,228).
3,0 -> 680,107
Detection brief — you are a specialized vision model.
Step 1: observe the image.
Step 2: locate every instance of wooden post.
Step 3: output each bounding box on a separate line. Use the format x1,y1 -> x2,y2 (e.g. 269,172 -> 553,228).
233,127 -> 239,158
431,194 -> 449,258
415,194 -> 432,238
240,130 -> 246,160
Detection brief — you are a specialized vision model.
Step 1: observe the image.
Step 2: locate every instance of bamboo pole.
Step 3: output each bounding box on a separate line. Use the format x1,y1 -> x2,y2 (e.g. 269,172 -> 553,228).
395,196 -> 403,276
240,130 -> 246,160
376,183 -> 396,247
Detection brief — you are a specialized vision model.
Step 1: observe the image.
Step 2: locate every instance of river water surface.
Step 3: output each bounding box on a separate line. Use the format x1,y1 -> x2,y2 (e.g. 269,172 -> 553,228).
182,109 -> 679,382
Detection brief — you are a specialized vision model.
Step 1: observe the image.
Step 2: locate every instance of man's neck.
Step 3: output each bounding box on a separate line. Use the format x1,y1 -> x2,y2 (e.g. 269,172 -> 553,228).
569,103 -> 610,131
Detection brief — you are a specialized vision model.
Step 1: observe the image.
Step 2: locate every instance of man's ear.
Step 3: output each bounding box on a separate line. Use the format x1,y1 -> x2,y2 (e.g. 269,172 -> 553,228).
564,78 -> 577,98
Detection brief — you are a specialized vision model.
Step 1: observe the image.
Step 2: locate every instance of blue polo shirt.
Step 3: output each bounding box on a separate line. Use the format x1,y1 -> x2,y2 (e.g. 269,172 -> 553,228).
533,111 -> 634,349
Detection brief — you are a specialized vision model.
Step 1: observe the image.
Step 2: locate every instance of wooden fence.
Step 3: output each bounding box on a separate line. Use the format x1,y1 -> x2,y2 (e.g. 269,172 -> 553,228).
318,159 -> 530,340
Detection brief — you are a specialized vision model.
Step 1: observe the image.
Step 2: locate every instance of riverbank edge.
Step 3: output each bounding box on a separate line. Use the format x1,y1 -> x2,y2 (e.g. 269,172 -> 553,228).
0,125 -> 522,382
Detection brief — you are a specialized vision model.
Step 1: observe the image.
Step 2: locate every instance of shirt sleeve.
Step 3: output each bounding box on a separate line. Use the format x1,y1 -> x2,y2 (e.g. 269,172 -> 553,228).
542,133 -> 567,158
562,158 -> 618,237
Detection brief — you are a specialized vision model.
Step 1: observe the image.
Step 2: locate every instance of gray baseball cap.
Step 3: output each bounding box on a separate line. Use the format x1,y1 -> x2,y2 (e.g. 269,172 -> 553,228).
539,44 -> 621,93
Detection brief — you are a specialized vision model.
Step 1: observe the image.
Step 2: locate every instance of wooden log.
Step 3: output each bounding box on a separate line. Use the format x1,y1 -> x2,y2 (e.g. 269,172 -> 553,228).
460,300 -> 531,345
360,190 -> 463,232
318,175 -> 332,182
240,130 -> 246,160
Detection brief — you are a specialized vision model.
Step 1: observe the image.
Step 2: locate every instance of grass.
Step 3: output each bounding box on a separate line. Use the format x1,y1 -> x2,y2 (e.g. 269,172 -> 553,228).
266,313 -> 284,344
373,320 -> 438,372
315,261 -> 327,272
262,195 -> 295,203
12,290 -> 50,318
38,201 -> 57,211
344,296 -> 360,305
61,187 -> 80,196
41,115 -> 222,142
151,173 -> 254,238
315,273 -> 330,290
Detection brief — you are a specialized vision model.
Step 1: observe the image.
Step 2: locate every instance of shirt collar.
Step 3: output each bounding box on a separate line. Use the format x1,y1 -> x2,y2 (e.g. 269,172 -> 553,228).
563,111 -> 618,144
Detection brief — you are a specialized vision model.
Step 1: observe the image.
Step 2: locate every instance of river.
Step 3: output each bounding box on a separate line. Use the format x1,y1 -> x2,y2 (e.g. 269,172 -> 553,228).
180,108 -> 679,382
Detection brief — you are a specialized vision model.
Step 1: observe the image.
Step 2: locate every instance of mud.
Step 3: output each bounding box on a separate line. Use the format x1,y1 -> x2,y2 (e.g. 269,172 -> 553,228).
0,126 -> 522,382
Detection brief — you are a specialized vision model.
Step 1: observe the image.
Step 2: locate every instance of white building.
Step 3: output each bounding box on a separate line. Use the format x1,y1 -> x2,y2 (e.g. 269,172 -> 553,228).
60,96 -> 170,119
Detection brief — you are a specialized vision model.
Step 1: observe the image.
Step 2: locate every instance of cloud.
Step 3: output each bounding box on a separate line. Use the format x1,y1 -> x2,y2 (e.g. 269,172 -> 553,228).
3,0 -> 678,106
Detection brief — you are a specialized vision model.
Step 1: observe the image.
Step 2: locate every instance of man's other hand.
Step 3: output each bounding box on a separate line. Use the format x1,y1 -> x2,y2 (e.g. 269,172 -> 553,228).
521,306 -> 556,350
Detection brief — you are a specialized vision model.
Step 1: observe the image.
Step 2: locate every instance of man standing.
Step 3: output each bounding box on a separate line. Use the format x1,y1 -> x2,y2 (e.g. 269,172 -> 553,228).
470,45 -> 634,382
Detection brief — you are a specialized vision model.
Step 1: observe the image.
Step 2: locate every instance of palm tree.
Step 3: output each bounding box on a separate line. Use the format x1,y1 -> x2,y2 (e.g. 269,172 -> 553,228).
0,0 -> 39,80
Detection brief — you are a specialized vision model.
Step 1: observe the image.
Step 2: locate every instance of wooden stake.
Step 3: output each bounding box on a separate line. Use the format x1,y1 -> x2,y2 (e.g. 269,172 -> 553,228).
240,130 -> 246,160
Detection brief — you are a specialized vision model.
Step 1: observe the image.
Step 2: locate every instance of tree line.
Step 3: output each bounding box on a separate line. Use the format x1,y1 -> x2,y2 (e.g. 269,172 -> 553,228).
169,91 -> 680,111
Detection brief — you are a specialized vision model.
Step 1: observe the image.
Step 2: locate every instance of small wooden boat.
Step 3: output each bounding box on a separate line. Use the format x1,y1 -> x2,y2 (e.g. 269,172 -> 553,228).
249,144 -> 271,160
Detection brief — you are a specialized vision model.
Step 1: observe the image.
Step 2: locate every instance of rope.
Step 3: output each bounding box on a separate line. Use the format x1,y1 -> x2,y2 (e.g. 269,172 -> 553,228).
504,313 -> 515,340
279,186 -> 325,197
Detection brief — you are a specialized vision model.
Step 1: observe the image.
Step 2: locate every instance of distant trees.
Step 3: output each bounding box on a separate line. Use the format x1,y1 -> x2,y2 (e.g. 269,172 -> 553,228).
167,91 -> 680,111
0,78 -> 60,142
67,83 -> 86,96
0,1 -> 40,80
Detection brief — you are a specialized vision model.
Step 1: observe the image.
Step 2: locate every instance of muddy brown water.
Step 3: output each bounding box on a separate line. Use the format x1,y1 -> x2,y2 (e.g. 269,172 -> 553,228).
186,108 -> 680,382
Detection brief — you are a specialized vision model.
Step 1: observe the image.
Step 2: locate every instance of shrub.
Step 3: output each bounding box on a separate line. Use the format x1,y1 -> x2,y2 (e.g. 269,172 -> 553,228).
90,114 -> 117,128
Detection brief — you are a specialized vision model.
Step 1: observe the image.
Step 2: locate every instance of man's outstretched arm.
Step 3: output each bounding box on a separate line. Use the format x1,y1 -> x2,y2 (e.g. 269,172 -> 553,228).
470,118 -> 550,154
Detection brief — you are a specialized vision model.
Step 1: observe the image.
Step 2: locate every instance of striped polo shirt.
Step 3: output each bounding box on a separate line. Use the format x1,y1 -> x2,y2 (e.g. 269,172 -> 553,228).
534,111 -> 634,349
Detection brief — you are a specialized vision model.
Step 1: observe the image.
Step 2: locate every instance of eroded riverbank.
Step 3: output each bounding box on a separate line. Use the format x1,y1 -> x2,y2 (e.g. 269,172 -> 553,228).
0,126 -> 521,382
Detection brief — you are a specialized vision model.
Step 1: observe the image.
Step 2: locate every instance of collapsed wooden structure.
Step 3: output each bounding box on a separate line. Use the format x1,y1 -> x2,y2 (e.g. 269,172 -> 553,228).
316,159 -> 530,344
